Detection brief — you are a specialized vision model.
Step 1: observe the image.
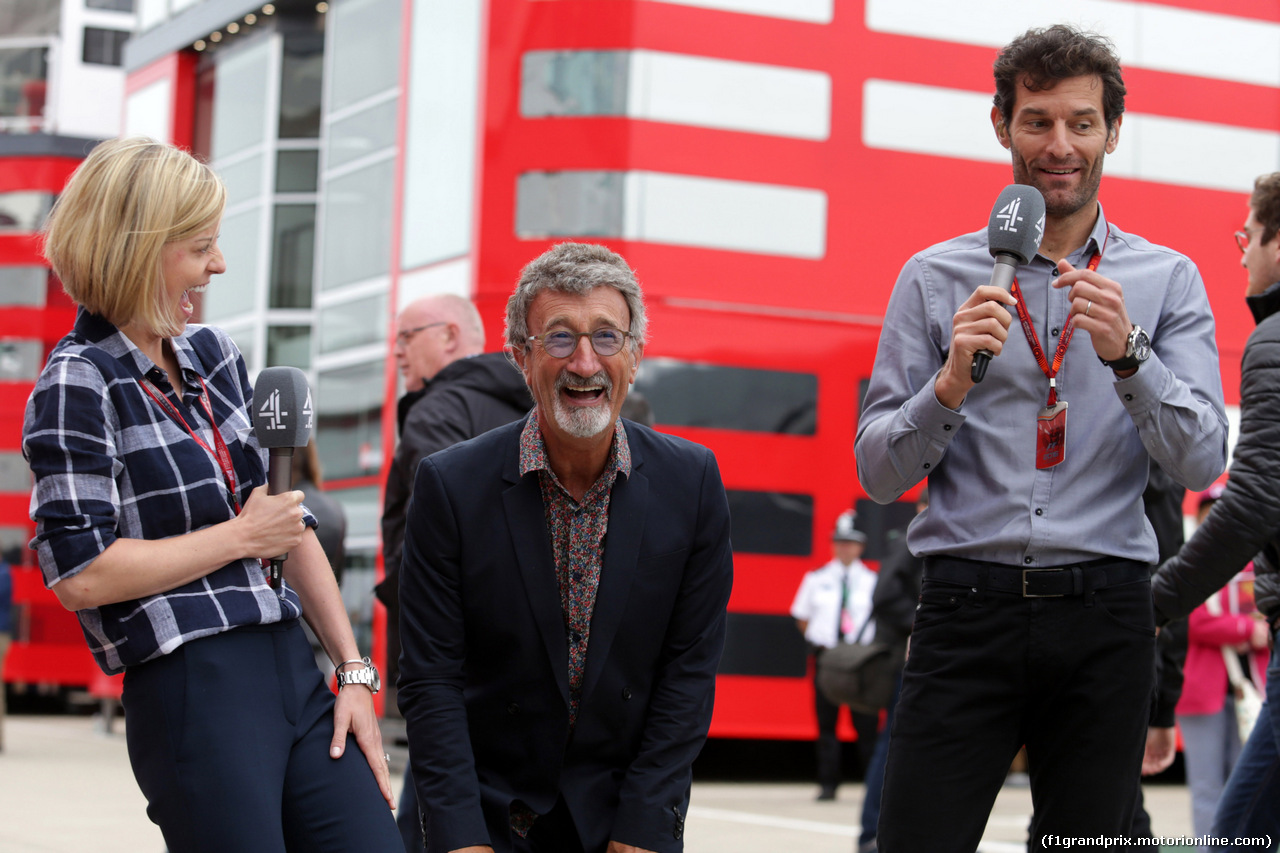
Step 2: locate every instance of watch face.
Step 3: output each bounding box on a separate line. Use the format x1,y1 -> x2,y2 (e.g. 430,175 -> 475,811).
1131,328 -> 1152,361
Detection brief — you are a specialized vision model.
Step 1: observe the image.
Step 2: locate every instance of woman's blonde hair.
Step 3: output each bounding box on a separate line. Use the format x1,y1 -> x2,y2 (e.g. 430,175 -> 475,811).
43,137 -> 227,338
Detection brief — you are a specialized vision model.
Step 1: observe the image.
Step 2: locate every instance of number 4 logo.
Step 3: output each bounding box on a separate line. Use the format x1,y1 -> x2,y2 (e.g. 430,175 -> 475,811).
996,197 -> 1023,232
259,388 -> 287,430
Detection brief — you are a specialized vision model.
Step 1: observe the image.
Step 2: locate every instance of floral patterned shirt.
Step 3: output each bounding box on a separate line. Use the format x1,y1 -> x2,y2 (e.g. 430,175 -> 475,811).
511,411 -> 631,836
518,410 -> 632,725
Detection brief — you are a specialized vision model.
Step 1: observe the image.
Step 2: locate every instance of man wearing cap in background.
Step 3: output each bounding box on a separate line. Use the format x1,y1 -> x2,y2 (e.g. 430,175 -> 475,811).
791,511 -> 880,802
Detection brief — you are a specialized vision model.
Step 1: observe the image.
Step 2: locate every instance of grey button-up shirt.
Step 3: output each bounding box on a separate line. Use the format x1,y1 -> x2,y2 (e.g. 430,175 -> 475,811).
855,207 -> 1228,567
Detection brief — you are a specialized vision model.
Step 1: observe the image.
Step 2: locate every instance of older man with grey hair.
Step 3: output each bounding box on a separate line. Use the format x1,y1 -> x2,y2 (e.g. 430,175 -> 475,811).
397,242 -> 733,853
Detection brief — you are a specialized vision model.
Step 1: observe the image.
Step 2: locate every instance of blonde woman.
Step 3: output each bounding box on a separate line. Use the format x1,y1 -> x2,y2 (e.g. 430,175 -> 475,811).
22,137 -> 400,852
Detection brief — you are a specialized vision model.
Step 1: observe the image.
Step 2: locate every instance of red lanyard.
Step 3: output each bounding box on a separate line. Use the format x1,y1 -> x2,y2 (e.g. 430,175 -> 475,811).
1009,235 -> 1107,407
140,375 -> 241,514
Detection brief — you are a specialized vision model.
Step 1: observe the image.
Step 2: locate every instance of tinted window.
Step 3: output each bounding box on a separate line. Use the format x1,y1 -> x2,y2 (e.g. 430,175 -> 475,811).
276,149 -> 319,193
82,27 -> 129,67
0,47 -> 48,121
86,0 -> 134,10
326,98 -> 397,170
0,1 -> 59,36
0,191 -> 53,231
320,293 -> 387,353
279,33 -> 323,138
633,358 -> 817,435
270,204 -> 315,309
521,50 -> 629,117
319,158 -> 394,290
201,207 -> 261,321
0,339 -> 42,381
516,171 -> 623,238
266,325 -> 310,369
316,362 -> 384,480
718,612 -> 808,678
726,490 -> 812,556
327,0 -> 401,112
0,451 -> 32,492
211,37 -> 271,160
0,266 -> 49,306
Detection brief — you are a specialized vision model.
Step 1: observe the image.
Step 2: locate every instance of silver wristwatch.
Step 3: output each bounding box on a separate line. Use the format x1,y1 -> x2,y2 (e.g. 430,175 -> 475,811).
335,656 -> 381,694
1098,325 -> 1151,372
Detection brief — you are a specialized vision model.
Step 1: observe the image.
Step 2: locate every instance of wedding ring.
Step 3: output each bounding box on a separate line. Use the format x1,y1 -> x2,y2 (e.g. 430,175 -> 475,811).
384,753 -> 391,764
1085,300 -> 1093,317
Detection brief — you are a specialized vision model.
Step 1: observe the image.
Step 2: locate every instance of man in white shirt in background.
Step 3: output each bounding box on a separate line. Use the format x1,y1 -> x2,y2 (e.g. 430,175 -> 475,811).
791,511 -> 879,802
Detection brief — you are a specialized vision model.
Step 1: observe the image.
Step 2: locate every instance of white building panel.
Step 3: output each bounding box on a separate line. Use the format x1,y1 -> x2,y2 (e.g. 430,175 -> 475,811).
865,0 -> 1280,88
397,257 -> 473,311
50,0 -> 133,138
643,0 -> 832,24
629,50 -> 830,140
862,79 -> 1280,194
124,77 -> 172,143
533,0 -> 833,23
624,171 -> 827,259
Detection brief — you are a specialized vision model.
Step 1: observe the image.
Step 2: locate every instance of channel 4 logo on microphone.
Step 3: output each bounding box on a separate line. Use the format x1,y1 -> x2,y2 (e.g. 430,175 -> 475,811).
995,196 -> 1045,245
302,388 -> 313,431
259,388 -> 287,431
996,197 -> 1025,233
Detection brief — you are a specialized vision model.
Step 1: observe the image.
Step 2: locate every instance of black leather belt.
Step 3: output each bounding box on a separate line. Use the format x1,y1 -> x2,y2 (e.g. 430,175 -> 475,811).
923,556 -> 1151,598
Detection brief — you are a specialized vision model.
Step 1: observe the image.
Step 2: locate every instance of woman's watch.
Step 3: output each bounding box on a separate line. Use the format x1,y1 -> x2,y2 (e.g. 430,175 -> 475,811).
335,656 -> 381,694
1098,325 -> 1151,372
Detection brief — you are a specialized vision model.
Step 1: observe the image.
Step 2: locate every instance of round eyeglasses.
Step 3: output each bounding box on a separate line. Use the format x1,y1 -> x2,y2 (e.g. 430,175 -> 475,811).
528,328 -> 631,358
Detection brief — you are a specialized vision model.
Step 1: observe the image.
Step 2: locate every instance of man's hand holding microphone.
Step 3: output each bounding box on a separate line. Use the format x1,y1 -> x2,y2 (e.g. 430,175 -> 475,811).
934,184 -> 1045,409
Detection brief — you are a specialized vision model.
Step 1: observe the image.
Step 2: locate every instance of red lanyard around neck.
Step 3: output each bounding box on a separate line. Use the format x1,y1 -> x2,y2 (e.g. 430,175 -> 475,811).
1009,232 -> 1108,407
140,375 -> 241,514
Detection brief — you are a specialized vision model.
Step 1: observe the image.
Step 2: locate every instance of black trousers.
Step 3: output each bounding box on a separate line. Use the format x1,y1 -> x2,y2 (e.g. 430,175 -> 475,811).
122,620 -> 402,853
877,564 -> 1156,852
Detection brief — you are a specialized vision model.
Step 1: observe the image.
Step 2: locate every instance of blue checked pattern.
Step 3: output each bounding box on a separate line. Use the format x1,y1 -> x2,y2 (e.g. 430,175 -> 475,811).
23,309 -> 311,675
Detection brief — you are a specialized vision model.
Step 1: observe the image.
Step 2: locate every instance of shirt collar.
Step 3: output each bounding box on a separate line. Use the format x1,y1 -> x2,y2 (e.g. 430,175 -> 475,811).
1066,203 -> 1111,265
72,307 -> 207,386
519,409 -> 632,482
1083,203 -> 1111,258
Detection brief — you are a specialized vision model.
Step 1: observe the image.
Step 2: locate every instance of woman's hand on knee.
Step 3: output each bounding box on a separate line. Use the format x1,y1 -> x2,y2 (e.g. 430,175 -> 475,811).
330,685 -> 395,808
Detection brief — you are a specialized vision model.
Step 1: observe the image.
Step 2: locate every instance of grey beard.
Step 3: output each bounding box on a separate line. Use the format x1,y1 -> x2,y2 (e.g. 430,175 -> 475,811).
552,370 -> 614,438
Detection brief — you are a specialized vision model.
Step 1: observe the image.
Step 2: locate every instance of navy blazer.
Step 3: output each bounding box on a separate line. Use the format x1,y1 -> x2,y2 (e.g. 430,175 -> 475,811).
398,416 -> 733,853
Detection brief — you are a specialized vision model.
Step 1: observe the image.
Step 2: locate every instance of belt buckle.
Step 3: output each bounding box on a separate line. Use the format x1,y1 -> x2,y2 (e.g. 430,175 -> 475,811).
1022,568 -> 1066,598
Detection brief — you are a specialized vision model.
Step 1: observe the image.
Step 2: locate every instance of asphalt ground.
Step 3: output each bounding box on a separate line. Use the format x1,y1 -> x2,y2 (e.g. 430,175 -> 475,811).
0,713 -> 1196,853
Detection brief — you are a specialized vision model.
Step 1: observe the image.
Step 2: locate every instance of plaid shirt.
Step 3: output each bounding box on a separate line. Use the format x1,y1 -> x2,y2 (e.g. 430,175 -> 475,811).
23,310 -> 309,675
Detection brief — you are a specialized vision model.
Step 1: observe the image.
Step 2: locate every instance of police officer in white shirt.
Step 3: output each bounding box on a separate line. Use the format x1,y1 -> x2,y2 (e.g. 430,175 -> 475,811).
791,511 -> 880,801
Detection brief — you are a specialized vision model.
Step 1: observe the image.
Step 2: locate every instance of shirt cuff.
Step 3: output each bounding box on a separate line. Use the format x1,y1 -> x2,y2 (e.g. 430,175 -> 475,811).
910,372 -> 967,440
1110,351 -> 1168,416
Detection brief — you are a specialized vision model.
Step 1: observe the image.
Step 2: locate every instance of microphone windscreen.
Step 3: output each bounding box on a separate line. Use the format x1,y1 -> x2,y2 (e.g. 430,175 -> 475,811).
252,366 -> 314,450
987,184 -> 1046,265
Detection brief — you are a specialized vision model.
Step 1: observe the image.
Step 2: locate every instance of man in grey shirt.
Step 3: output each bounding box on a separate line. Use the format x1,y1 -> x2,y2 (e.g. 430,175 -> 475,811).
855,25 -> 1227,850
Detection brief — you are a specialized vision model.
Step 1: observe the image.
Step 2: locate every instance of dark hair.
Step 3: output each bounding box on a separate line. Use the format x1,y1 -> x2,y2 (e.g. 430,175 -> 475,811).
993,24 -> 1126,132
1251,173 -> 1280,247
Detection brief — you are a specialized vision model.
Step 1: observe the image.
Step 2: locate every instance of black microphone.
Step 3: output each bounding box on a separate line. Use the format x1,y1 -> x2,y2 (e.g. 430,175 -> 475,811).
251,366 -> 314,588
971,184 -> 1046,382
